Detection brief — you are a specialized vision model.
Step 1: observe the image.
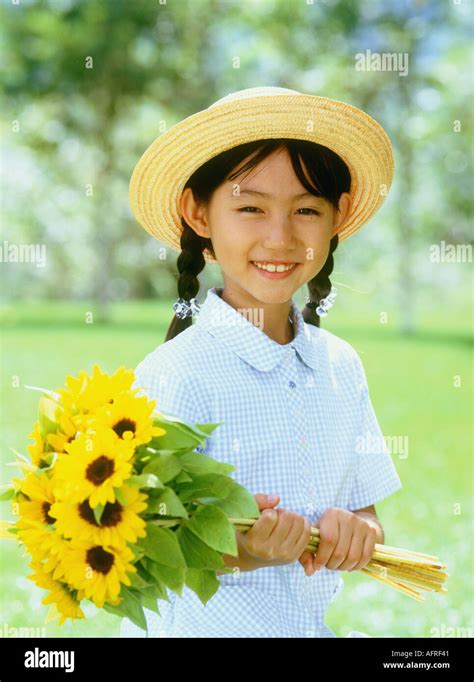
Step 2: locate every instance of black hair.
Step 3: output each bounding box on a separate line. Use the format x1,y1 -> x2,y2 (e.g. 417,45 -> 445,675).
165,138 -> 351,341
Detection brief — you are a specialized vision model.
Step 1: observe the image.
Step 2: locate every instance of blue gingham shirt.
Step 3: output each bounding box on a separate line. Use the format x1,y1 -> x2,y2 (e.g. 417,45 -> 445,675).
120,286 -> 402,638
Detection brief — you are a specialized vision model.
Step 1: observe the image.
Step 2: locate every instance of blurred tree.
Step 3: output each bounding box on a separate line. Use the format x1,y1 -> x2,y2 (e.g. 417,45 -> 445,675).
1,0 -> 471,333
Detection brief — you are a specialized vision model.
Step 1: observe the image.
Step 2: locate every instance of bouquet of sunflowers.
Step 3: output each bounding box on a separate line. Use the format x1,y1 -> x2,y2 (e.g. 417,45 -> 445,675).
1,366 -> 448,632
0,365 -> 259,631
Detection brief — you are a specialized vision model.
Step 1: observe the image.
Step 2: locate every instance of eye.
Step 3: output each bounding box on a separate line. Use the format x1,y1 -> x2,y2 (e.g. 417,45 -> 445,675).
297,208 -> 321,216
237,206 -> 321,216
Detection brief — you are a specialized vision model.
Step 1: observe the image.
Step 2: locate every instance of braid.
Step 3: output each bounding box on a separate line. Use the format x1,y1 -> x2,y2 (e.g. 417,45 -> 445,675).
164,221 -> 210,341
302,233 -> 339,328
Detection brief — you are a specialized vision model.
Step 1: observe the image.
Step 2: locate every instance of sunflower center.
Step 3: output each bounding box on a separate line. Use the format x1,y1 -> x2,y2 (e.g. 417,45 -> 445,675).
113,418 -> 136,438
79,500 -> 123,527
42,501 -> 55,525
86,456 -> 115,485
86,546 -> 114,574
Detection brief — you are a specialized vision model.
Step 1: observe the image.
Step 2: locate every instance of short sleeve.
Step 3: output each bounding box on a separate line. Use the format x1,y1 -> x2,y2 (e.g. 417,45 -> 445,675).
347,350 -> 402,510
133,353 -> 209,454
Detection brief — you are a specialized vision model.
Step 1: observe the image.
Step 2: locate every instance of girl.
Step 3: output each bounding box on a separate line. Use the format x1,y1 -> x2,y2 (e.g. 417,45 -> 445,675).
121,86 -> 402,638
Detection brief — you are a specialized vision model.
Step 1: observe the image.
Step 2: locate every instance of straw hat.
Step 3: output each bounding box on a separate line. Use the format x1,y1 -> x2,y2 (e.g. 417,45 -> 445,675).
129,86 -> 394,263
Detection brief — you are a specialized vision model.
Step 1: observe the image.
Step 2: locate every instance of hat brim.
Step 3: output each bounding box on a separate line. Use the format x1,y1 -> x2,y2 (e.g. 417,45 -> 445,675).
129,94 -> 394,263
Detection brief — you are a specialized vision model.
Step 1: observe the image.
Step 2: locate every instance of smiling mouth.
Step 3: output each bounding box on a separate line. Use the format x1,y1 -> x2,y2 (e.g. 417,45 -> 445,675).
251,261 -> 298,273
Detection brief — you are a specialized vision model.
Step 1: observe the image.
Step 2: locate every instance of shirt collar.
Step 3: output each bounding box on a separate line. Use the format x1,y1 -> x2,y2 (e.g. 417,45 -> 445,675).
194,286 -> 320,372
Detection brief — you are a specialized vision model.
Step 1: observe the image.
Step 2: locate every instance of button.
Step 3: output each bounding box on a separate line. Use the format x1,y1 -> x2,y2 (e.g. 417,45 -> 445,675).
288,380 -> 296,388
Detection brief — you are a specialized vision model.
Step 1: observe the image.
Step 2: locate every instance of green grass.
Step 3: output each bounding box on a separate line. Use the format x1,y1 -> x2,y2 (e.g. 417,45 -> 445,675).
0,296 -> 472,638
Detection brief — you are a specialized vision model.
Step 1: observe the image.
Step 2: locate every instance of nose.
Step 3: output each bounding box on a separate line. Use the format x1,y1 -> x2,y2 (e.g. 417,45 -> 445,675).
262,215 -> 296,251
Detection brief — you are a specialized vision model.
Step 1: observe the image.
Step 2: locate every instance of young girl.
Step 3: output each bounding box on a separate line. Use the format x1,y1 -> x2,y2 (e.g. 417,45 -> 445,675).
121,86 -> 402,638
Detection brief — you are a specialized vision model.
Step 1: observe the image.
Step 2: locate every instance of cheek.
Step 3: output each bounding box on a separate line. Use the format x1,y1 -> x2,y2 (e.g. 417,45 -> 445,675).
304,219 -> 334,258
210,217 -> 253,260
301,241 -> 331,273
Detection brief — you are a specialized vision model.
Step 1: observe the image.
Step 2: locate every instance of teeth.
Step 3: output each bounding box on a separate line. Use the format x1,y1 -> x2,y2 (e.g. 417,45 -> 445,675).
253,262 -> 296,273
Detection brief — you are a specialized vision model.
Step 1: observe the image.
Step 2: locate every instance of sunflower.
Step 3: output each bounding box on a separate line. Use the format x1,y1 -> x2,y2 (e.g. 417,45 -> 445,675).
46,412 -> 82,454
52,426 -> 135,508
14,472 -> 67,559
92,391 -> 165,448
56,365 -> 136,416
26,421 -> 49,468
52,540 -> 137,608
50,484 -> 148,546
28,560 -> 84,624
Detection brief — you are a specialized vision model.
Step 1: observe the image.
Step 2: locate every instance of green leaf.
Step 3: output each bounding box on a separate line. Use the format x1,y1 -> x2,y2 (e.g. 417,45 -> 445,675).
142,451 -> 182,483
128,543 -> 146,562
185,568 -> 220,606
175,471 -> 193,483
141,581 -> 170,603
176,473 -> 237,503
139,523 -> 186,567
114,487 -> 128,505
178,451 -> 235,476
193,423 -> 221,437
135,562 -> 170,603
176,526 -> 226,570
38,396 -> 63,439
185,504 -> 237,556
191,496 -> 220,505
93,503 -> 104,525
140,593 -> 161,615
129,570 -> 152,590
149,417 -> 222,451
144,557 -> 186,596
148,420 -> 201,450
128,473 -> 164,490
212,483 -> 261,518
144,487 -> 188,519
174,422 -> 216,440
103,587 -> 147,632
38,452 -> 58,471
0,488 -> 15,502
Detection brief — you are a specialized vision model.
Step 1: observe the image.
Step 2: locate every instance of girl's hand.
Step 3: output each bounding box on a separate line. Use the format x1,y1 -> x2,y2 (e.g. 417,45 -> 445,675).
242,493 -> 312,568
299,507 -> 377,577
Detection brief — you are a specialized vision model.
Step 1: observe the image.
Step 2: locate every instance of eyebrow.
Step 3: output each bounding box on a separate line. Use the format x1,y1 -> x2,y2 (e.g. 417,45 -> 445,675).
235,189 -> 323,200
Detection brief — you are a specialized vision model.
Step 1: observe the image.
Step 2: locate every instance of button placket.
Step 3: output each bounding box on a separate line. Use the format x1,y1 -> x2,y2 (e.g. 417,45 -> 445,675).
281,352 -> 315,516
279,352 -> 319,543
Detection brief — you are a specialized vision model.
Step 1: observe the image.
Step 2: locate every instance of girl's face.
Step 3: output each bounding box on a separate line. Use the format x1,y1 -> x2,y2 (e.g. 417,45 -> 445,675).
180,147 -> 351,308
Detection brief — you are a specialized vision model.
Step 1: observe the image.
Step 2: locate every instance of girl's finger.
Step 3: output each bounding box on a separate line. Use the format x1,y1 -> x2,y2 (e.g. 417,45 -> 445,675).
337,529 -> 365,572
295,516 -> 313,561
272,508 -> 297,547
349,531 -> 377,572
312,514 -> 339,570
323,515 -> 353,570
254,493 -> 280,511
249,508 -> 279,542
298,521 -> 314,575
299,549 -> 314,573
